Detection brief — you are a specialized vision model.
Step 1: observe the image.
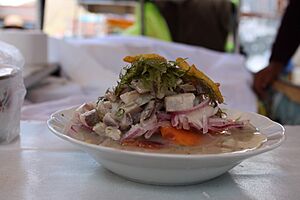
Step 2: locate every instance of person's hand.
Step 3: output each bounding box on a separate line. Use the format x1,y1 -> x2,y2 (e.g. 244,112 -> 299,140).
253,61 -> 284,100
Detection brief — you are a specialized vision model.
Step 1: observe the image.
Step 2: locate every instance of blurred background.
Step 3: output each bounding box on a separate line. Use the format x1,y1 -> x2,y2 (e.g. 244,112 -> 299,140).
0,0 -> 299,124
0,0 -> 289,72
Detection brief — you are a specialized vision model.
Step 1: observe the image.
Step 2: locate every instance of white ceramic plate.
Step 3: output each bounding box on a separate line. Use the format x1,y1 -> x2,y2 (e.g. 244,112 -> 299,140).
47,107 -> 285,185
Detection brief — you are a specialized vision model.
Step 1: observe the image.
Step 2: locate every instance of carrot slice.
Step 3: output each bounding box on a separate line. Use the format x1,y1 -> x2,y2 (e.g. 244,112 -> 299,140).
160,126 -> 202,146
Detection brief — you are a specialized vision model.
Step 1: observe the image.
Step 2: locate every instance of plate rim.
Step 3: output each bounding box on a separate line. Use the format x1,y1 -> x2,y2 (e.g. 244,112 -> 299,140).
47,107 -> 285,160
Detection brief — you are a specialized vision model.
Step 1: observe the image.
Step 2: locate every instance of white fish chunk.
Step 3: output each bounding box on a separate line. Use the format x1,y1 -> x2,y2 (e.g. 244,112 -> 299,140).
165,93 -> 195,112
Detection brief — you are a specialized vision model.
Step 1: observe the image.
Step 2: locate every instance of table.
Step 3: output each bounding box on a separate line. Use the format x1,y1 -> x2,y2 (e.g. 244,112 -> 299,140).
0,122 -> 299,200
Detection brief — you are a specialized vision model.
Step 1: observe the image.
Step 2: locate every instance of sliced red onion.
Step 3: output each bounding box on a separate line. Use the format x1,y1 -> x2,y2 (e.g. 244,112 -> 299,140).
144,122 -> 169,139
169,98 -> 210,114
202,114 -> 208,133
179,115 -> 190,130
176,117 -> 183,129
157,112 -> 172,121
189,122 -> 202,131
207,126 -> 222,132
171,114 -> 179,127
121,125 -> 146,141
141,121 -> 157,131
144,128 -> 158,139
122,121 -> 171,140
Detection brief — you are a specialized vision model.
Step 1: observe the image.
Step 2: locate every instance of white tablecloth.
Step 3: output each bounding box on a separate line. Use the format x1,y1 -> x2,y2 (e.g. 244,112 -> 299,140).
0,122 -> 299,200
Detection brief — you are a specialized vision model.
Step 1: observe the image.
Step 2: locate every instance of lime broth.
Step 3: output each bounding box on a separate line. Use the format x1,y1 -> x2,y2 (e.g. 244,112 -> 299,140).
67,124 -> 267,155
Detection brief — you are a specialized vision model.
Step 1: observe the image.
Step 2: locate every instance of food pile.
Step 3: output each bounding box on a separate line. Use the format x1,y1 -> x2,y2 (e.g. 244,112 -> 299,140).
68,54 -> 247,147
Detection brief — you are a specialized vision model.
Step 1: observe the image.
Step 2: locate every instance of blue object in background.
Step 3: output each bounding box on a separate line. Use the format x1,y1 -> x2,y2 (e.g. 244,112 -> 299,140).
272,92 -> 300,125
271,59 -> 300,125
283,60 -> 294,75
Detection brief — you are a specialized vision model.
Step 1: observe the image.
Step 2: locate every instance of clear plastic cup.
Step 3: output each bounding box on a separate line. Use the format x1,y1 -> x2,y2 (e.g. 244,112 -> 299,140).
0,64 -> 26,143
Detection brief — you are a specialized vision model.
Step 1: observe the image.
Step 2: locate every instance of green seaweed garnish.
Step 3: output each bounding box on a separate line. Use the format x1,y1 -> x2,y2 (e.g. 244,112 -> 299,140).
115,57 -> 186,98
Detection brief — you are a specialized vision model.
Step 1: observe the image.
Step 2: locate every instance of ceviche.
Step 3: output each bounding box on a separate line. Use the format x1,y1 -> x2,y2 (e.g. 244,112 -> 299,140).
65,54 -> 266,154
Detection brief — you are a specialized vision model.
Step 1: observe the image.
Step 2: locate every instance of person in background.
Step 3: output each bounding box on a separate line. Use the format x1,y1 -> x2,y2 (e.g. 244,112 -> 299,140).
253,0 -> 300,100
154,0 -> 234,52
125,0 -> 235,52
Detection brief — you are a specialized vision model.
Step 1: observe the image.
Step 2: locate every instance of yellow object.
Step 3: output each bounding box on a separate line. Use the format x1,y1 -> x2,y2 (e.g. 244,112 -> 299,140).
257,100 -> 267,116
123,2 -> 172,41
176,58 -> 224,103
123,53 -> 167,63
